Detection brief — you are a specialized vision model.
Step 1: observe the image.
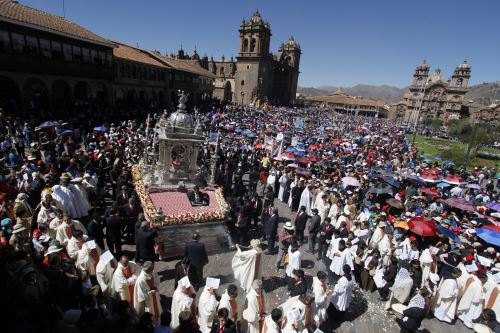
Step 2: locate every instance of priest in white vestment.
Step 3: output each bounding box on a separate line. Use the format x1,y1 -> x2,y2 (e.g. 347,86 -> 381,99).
263,308 -> 283,333
171,276 -> 196,329
111,256 -> 139,305
288,178 -> 298,208
51,173 -> 86,218
386,266 -> 414,310
483,277 -> 500,320
134,261 -> 162,322
218,284 -> 239,322
66,230 -> 86,260
434,268 -> 461,323
55,215 -> 87,245
312,271 -> 332,326
457,272 -> 488,328
285,244 -> 302,279
279,294 -> 315,333
329,240 -> 354,279
331,265 -> 356,313
96,250 -> 117,295
278,173 -> 289,202
76,240 -> 102,276
232,240 -> 262,292
198,281 -> 220,333
299,186 -> 312,216
243,279 -> 266,333
71,178 -> 91,217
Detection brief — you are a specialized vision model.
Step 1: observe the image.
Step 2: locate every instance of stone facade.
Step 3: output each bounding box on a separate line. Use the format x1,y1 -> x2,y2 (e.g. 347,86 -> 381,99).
211,11 -> 301,105
390,60 -> 471,121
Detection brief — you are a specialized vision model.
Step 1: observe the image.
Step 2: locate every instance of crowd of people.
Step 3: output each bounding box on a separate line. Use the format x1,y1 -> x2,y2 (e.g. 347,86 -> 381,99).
1,101 -> 499,333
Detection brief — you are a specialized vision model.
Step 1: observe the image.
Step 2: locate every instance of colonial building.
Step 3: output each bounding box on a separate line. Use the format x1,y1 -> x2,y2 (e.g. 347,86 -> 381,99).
211,11 -> 301,105
301,89 -> 388,117
0,0 -> 215,117
389,60 -> 471,121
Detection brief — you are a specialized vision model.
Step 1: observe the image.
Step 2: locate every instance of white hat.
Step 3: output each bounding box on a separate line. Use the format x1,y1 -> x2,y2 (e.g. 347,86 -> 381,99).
284,221 -> 295,230
44,245 -> 62,256
430,273 -> 440,284
178,276 -> 191,288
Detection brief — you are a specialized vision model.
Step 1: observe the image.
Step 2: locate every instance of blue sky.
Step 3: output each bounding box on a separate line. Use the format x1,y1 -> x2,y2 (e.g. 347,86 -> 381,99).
21,0 -> 500,88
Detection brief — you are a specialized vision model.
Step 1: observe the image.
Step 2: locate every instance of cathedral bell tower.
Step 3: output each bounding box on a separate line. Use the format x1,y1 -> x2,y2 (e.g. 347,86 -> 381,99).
411,60 -> 430,87
451,60 -> 471,89
235,10 -> 272,105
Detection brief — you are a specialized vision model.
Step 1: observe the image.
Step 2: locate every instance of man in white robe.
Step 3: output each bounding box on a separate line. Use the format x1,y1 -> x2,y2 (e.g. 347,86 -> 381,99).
299,185 -> 312,216
285,244 -> 302,279
243,279 -> 266,333
232,240 -> 262,292
331,265 -> 356,314
51,173 -> 86,219
386,266 -> 414,310
96,250 -> 116,296
434,268 -> 461,323
483,276 -> 500,320
76,240 -> 102,276
198,281 -> 220,333
312,271 -> 332,326
457,272 -> 488,328
66,230 -> 86,260
279,294 -> 314,333
134,261 -> 162,322
55,214 -> 87,245
263,308 -> 283,333
111,256 -> 139,305
329,240 -> 354,281
72,178 -> 91,217
420,246 -> 437,288
278,173 -> 288,202
171,276 -> 196,329
288,178 -> 298,208
218,284 -> 239,322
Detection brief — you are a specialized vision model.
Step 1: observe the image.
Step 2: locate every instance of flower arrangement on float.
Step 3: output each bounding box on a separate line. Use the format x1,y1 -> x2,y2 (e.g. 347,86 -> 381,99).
131,165 -> 228,225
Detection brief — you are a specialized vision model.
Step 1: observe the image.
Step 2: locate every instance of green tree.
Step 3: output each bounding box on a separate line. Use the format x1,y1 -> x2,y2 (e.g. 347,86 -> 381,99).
448,118 -> 498,166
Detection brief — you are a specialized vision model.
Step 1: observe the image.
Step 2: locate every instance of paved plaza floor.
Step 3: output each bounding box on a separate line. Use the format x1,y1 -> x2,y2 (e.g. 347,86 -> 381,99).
126,198 -> 471,333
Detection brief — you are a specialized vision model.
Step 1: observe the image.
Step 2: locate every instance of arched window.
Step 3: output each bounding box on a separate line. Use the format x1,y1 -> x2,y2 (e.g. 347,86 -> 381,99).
243,39 -> 249,52
220,67 -> 225,76
241,80 -> 244,86
250,39 -> 256,52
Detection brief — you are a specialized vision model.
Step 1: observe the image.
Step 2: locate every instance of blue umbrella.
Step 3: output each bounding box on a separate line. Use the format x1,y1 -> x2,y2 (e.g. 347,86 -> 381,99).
61,129 -> 74,136
286,147 -> 297,153
93,125 -> 109,132
245,132 -> 257,138
382,176 -> 400,188
240,145 -> 251,151
39,120 -> 61,128
476,227 -> 500,247
294,150 -> 305,157
436,182 -> 451,188
443,160 -> 455,166
434,156 -> 443,161
436,225 -> 461,243
404,175 -> 427,186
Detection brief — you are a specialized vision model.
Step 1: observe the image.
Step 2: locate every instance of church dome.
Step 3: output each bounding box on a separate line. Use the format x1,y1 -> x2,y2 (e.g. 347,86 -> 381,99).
250,10 -> 263,24
417,60 -> 429,70
285,36 -> 300,49
168,111 -> 194,132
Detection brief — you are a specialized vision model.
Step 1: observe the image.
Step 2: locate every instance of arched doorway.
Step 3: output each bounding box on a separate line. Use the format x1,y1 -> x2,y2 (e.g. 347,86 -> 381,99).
74,81 -> 91,105
24,78 -> 49,113
127,90 -> 137,107
51,80 -> 71,114
223,81 -> 232,101
0,76 -> 21,114
95,82 -> 108,107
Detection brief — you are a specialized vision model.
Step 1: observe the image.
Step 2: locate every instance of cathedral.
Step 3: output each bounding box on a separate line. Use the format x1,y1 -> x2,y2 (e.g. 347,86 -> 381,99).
390,60 -> 471,121
208,11 -> 301,105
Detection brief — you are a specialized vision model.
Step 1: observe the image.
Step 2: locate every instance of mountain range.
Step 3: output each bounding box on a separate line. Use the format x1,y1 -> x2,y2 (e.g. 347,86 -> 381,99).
298,82 -> 500,106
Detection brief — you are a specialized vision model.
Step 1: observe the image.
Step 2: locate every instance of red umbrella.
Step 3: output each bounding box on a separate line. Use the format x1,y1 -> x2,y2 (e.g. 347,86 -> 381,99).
408,217 -> 437,236
443,175 -> 465,185
425,168 -> 441,176
309,156 -> 320,162
419,187 -> 440,197
295,168 -> 311,176
255,143 -> 264,149
309,144 -> 320,150
483,225 -> 500,232
442,198 -> 476,212
280,152 -> 296,161
332,139 -> 343,145
298,157 -> 310,164
420,173 -> 441,183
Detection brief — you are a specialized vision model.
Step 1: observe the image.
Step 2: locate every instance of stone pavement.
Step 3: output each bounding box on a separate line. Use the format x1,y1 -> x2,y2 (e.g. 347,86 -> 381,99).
127,198 -> 471,333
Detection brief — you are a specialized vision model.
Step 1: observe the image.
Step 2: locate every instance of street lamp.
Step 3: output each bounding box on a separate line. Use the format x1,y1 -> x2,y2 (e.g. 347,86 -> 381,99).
240,91 -> 245,105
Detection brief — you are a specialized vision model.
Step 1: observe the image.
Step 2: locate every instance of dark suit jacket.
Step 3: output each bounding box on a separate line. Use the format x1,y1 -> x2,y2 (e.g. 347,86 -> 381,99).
400,306 -> 427,331
294,212 -> 308,231
319,222 -> 334,241
106,215 -> 123,239
308,215 -> 321,233
290,280 -> 308,297
209,318 -> 237,333
136,228 -> 158,261
185,240 -> 209,268
264,214 -> 279,237
174,262 -> 197,289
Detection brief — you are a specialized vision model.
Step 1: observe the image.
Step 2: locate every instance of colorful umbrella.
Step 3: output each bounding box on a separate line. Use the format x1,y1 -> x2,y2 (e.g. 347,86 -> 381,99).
419,187 -> 440,197
420,174 -> 441,183
342,176 -> 360,188
386,198 -> 403,209
93,125 -> 109,132
39,120 -> 61,128
404,175 -> 427,186
240,145 -> 251,151
297,157 -> 310,164
280,152 -> 296,161
476,228 -> 500,246
408,217 -> 437,236
486,202 -> 500,212
482,225 -> 500,232
394,220 -> 409,230
465,183 -> 481,190
286,147 -> 297,153
382,176 -> 400,188
436,225 -> 461,243
287,163 -> 299,169
295,168 -> 310,176
443,175 -> 465,185
255,143 -> 264,149
309,144 -> 320,150
442,198 -> 476,212
309,156 -> 320,163
436,182 -> 451,188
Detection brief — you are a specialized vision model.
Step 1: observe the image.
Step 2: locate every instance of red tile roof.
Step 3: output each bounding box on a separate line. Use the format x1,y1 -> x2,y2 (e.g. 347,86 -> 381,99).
149,52 -> 217,79
113,42 -> 167,68
0,0 -> 114,47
